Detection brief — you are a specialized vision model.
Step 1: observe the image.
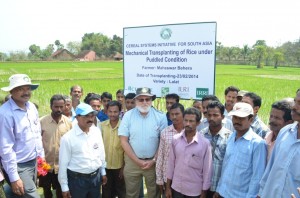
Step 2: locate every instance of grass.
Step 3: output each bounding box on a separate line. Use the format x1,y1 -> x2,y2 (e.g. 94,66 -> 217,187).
0,62 -> 299,124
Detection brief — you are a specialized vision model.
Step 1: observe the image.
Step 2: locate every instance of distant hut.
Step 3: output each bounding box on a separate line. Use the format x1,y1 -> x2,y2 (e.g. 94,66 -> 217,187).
51,49 -> 75,61
113,52 -> 123,61
76,50 -> 96,61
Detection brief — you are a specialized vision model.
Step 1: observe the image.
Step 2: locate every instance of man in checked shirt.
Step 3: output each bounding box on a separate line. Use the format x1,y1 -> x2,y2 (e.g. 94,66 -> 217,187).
200,101 -> 232,198
156,103 -> 185,197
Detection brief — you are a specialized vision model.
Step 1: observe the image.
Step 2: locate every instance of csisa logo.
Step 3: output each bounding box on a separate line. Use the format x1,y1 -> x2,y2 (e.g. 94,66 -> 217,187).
160,28 -> 172,40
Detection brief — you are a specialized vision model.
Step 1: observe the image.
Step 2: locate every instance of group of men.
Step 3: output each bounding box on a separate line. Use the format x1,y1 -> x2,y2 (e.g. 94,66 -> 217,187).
0,73 -> 299,198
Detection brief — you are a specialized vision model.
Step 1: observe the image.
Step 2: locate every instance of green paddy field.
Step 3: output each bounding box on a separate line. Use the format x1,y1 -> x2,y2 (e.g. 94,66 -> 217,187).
0,61 -> 299,124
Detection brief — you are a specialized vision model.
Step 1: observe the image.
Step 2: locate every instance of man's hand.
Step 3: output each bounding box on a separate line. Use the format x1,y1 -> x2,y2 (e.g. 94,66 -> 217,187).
118,167 -> 124,180
11,179 -> 25,196
62,191 -> 72,198
291,187 -> 300,198
102,175 -> 107,185
213,192 -> 221,198
158,184 -> 165,195
141,159 -> 155,170
165,186 -> 172,198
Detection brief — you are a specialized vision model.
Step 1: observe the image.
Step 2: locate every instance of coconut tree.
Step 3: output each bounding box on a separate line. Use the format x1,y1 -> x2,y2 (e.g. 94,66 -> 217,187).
254,45 -> 266,68
273,51 -> 284,69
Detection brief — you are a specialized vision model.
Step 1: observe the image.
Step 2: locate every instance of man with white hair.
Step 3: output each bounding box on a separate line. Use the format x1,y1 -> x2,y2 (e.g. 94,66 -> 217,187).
0,74 -> 44,197
119,87 -> 168,198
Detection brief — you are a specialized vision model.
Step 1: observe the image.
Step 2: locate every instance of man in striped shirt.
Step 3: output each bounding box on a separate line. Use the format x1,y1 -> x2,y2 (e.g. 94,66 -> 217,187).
201,101 -> 232,198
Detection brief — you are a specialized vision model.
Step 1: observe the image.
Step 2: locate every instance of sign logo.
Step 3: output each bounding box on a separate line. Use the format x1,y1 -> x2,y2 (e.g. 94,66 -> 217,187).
178,87 -> 189,92
126,86 -> 137,93
160,28 -> 172,40
161,87 -> 169,97
196,88 -> 209,99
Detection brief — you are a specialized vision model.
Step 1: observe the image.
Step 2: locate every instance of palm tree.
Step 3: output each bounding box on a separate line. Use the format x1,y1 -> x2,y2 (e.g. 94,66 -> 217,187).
241,45 -> 250,64
254,45 -> 266,68
273,51 -> 284,69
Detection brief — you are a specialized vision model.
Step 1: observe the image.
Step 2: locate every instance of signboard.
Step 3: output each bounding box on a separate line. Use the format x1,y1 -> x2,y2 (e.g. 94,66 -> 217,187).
123,22 -> 216,99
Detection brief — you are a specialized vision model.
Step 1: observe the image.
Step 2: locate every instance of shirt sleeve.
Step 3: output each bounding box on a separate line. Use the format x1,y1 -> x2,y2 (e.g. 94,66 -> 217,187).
32,103 -> 45,158
166,139 -> 176,180
258,134 -> 280,196
58,135 -> 72,192
0,114 -> 19,182
118,112 -> 130,137
247,140 -> 267,198
202,140 -> 213,190
159,114 -> 168,133
98,129 -> 106,176
156,131 -> 166,185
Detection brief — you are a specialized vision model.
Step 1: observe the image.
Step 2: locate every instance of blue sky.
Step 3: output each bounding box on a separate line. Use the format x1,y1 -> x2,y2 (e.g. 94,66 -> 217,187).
0,0 -> 299,53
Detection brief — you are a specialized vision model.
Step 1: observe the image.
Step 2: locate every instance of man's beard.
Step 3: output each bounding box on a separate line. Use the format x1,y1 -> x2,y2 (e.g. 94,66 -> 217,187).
137,105 -> 151,113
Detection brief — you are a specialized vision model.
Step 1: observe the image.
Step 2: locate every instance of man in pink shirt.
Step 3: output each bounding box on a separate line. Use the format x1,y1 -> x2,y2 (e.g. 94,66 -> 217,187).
166,107 -> 212,198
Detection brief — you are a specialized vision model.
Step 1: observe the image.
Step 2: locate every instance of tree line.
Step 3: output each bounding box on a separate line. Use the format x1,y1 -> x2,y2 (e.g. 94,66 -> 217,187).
0,33 -> 299,68
217,39 -> 300,68
0,33 -> 123,61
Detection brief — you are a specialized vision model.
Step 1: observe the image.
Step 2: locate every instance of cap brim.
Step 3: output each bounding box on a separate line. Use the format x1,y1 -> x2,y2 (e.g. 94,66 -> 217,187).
1,83 -> 39,92
77,110 -> 98,116
134,93 -> 154,99
228,111 -> 250,117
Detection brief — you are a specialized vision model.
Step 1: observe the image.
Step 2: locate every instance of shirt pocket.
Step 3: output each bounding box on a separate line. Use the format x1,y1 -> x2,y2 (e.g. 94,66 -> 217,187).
235,145 -> 251,169
188,154 -> 203,170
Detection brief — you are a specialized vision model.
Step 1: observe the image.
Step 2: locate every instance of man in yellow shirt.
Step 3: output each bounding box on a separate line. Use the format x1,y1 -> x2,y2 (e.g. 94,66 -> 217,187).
101,101 -> 125,198
40,94 -> 72,198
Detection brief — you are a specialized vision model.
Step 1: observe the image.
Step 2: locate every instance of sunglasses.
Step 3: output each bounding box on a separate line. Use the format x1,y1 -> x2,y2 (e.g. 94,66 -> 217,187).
137,98 -> 152,103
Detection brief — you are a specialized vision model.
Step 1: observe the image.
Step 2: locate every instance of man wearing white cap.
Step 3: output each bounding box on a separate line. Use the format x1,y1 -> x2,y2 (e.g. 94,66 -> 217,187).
58,103 -> 106,198
0,74 -> 44,197
215,102 -> 267,198
119,87 -> 168,198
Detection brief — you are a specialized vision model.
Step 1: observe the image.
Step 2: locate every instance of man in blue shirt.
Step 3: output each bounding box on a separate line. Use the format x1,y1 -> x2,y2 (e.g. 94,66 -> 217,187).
119,87 -> 168,198
97,92 -> 112,122
258,89 -> 300,198
0,74 -> 44,197
215,102 -> 267,198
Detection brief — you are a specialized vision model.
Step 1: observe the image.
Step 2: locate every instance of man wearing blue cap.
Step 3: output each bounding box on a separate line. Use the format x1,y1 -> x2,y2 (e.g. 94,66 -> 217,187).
0,74 -> 44,197
58,103 -> 107,198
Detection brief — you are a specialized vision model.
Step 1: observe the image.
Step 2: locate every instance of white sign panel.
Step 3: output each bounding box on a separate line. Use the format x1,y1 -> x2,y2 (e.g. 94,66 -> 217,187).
123,22 -> 216,99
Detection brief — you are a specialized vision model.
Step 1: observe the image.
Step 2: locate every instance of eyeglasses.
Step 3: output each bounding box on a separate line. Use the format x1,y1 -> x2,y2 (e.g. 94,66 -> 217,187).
137,98 -> 152,103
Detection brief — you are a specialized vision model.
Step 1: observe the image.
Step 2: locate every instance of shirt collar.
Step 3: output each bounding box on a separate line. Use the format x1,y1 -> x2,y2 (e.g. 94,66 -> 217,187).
241,128 -> 253,140
74,124 -> 89,136
49,114 -> 65,124
102,119 -> 121,129
9,98 -> 30,111
180,130 -> 199,143
204,127 -> 229,139
289,121 -> 299,132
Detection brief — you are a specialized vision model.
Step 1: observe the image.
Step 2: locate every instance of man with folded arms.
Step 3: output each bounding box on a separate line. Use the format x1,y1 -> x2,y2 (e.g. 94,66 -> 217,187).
58,103 -> 107,198
119,87 -> 167,198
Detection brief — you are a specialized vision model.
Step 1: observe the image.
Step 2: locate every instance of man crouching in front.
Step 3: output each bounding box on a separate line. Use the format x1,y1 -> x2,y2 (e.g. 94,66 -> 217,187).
58,103 -> 107,198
